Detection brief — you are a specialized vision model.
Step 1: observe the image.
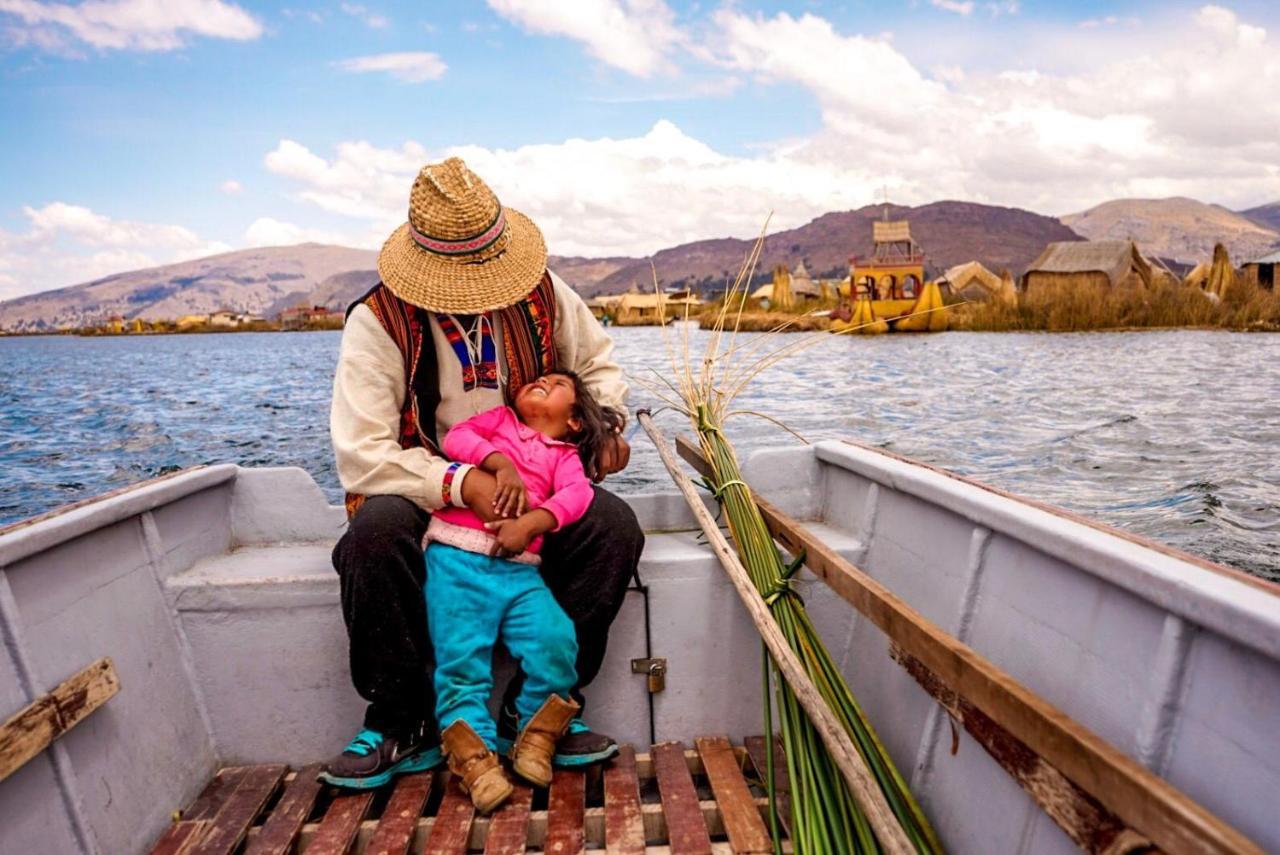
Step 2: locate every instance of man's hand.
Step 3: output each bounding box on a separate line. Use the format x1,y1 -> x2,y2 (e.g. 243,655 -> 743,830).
595,433 -> 630,482
459,468 -> 500,523
485,509 -> 555,558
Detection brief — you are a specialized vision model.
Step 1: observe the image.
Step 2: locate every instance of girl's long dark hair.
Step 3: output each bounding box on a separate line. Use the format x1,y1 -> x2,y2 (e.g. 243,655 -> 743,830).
549,370 -> 626,481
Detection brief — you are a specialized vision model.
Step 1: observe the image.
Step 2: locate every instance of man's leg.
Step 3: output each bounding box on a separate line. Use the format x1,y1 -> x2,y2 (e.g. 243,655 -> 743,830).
498,486 -> 642,763
323,495 -> 439,787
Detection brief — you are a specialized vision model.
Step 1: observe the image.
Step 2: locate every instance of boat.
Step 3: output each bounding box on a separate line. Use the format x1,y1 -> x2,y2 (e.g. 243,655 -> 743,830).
832,219 -> 949,334
1,440 -> 1276,853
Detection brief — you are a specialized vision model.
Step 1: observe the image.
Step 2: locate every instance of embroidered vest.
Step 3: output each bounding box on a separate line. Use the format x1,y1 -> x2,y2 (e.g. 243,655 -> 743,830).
343,273 -> 559,517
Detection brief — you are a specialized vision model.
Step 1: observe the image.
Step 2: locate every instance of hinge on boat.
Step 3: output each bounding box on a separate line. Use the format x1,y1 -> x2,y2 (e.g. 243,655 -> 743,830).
630,657 -> 667,693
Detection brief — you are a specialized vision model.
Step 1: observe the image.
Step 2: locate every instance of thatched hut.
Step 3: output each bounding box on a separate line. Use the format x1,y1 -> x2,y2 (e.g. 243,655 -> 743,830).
1241,249 -> 1279,290
585,295 -> 623,321
1022,240 -> 1153,292
614,293 -> 666,325
753,262 -> 823,306
942,261 -> 1016,303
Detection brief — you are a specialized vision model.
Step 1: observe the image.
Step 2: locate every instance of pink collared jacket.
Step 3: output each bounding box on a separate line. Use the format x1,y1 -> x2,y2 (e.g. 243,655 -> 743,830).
433,405 -> 594,553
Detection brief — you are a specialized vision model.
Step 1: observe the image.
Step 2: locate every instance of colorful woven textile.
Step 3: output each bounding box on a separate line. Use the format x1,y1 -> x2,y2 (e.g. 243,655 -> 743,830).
343,273 -> 559,518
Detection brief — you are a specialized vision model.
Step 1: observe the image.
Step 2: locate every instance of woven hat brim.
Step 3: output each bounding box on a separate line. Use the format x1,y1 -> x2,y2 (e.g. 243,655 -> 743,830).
377,207 -> 548,313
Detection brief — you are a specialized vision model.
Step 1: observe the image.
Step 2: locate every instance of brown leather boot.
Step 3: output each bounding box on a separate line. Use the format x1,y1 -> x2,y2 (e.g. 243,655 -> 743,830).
510,694 -> 581,787
441,720 -> 512,813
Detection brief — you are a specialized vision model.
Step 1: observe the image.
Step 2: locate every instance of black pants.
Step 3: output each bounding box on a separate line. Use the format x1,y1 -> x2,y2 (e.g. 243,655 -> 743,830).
332,488 -> 644,736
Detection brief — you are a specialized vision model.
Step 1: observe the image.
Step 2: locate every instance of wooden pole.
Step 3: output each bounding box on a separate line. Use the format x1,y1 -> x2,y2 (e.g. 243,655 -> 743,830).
673,435 -> 1264,855
636,412 -> 916,855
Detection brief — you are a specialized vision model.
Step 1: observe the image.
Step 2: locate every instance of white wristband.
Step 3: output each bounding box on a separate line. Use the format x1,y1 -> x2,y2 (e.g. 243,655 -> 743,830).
449,464 -> 475,508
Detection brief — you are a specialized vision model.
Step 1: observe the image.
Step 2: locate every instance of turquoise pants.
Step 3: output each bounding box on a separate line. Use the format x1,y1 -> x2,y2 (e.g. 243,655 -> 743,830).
424,543 -> 578,748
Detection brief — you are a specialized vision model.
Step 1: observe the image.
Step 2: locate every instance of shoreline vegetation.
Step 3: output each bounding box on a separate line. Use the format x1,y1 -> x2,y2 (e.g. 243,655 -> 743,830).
6,283 -> 1279,338
668,280 -> 1280,334
0,316 -> 345,338
951,279 -> 1280,332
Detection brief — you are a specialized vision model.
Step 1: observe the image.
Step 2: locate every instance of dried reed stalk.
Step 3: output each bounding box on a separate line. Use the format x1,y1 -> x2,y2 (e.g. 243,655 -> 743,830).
636,225 -> 944,854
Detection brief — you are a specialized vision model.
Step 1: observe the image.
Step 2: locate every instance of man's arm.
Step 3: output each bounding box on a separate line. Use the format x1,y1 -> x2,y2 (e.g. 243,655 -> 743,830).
548,271 -> 628,415
548,271 -> 631,477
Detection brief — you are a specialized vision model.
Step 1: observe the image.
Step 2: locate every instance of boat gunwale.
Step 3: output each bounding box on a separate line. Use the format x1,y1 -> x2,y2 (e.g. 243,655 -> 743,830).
0,464 -> 239,567
817,440 -> 1280,660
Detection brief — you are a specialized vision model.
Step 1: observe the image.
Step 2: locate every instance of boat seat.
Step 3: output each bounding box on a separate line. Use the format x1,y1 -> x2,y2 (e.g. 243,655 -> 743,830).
164,531 -> 768,611
163,523 -> 864,611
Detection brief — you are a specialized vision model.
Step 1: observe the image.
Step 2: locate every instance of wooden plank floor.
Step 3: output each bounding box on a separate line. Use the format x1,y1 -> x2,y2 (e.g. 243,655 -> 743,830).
149,737 -> 791,854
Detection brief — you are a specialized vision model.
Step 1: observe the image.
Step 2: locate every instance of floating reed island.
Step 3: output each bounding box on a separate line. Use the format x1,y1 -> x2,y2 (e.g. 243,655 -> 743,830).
586,231 -> 1280,334
954,242 -> 1280,332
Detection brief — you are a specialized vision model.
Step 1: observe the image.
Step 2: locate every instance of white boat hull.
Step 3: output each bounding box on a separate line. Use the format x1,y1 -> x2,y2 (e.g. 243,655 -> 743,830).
0,442 -> 1275,853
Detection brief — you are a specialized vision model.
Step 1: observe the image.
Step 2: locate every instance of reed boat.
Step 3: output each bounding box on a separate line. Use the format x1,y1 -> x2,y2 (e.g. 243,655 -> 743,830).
1,440 -> 1276,854
831,219 -> 949,335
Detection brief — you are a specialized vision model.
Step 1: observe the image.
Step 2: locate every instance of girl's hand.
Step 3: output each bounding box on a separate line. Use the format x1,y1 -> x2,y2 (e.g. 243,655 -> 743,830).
493,463 -> 528,518
486,518 -> 534,558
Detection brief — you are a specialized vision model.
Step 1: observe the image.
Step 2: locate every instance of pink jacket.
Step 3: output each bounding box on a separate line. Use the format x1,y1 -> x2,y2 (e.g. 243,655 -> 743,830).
433,406 -> 594,553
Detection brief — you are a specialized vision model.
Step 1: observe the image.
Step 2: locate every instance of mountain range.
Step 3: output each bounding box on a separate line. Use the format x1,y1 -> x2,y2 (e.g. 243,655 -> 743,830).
1062,197 -> 1278,266
2,196 -> 1277,332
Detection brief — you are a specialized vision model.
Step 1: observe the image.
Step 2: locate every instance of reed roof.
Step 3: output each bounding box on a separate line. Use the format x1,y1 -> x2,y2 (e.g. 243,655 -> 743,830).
1246,249 -> 1280,265
617,293 -> 665,310
752,280 -> 822,300
1025,240 -> 1151,287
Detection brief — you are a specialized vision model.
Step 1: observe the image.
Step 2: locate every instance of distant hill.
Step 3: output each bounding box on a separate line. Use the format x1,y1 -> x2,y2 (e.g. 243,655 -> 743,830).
1239,201 -> 1280,235
14,194 -> 1280,332
582,201 -> 1081,295
548,256 -> 639,291
1063,197 -> 1279,265
0,244 -> 377,332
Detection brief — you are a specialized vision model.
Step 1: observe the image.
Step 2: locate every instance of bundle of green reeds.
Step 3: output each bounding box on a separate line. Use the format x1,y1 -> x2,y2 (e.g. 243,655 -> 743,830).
638,233 -> 944,854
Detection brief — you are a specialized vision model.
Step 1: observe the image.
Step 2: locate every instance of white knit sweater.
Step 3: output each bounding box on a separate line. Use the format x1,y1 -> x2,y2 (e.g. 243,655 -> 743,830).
330,271 -> 628,512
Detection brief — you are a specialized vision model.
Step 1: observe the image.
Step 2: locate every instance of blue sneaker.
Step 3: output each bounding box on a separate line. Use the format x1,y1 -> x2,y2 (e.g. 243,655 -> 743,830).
318,725 -> 443,789
496,706 -> 619,768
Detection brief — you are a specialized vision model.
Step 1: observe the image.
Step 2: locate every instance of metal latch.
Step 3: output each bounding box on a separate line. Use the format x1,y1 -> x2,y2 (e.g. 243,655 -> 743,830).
630,657 -> 667,693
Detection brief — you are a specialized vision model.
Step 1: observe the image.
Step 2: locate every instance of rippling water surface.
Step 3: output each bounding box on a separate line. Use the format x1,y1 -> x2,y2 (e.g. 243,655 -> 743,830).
1,329 -> 1277,579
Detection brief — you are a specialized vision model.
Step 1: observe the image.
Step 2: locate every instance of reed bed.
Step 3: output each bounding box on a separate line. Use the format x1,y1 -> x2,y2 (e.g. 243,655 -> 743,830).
953,280 -> 1280,332
638,232 -> 942,854
698,310 -> 832,332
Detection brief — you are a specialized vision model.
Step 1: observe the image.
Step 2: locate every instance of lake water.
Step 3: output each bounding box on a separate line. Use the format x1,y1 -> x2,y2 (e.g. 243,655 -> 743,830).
1,329 -> 1277,580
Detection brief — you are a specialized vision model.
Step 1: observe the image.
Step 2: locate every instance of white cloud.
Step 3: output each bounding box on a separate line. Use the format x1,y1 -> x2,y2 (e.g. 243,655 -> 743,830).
0,203 -> 230,298
985,1 -> 1019,16
263,5 -> 1280,260
334,51 -> 446,83
340,2 -> 386,29
0,0 -> 262,52
259,123 -> 879,258
264,138 -> 428,224
282,7 -> 325,25
242,217 -> 366,248
220,179 -> 243,195
705,6 -> 1280,214
931,0 -> 974,16
486,0 -> 682,77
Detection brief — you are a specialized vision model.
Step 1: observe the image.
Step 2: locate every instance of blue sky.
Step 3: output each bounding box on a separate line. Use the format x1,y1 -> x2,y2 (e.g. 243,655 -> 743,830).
2,0 -> 1279,298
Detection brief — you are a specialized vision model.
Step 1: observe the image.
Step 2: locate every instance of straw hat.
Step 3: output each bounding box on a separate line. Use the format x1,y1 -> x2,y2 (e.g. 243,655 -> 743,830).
378,157 -> 547,313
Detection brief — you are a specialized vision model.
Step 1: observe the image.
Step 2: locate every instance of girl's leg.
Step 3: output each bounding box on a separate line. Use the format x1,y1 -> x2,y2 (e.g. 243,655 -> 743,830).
501,575 -> 579,725
425,544 -> 507,747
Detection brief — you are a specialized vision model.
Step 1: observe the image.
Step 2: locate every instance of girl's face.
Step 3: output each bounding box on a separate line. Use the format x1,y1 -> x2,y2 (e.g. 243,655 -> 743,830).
514,374 -> 580,439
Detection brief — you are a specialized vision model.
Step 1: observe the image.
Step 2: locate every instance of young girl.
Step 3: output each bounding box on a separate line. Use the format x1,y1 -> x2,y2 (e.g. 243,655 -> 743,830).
425,370 -> 624,813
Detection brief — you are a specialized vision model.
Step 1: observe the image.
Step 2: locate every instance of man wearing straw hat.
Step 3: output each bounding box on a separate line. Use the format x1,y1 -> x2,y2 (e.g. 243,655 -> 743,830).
322,157 -> 642,788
